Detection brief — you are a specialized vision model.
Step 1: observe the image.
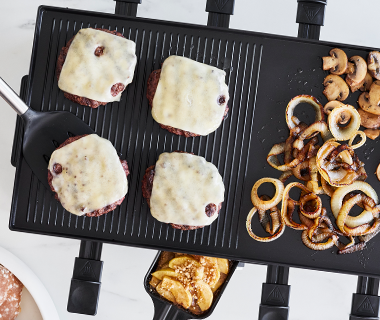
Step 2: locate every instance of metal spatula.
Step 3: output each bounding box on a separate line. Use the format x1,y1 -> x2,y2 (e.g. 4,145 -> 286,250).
0,77 -> 95,190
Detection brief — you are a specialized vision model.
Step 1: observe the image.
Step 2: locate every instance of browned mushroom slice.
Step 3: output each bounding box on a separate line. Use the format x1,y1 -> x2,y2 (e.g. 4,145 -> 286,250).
377,164 -> 380,181
360,72 -> 373,92
345,56 -> 367,91
322,48 -> 348,75
350,77 -> 366,93
364,129 -> 380,140
324,101 -> 350,124
324,100 -> 344,114
368,51 -> 380,80
358,81 -> 380,115
358,108 -> 380,129
350,71 -> 372,93
323,75 -> 349,101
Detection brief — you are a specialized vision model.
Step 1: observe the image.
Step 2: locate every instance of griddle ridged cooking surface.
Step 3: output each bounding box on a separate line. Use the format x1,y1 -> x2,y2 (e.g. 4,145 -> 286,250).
10,6 -> 380,277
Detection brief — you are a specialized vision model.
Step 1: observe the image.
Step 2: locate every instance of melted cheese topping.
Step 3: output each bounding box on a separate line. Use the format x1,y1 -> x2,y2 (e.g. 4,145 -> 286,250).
152,56 -> 229,136
58,28 -> 137,103
48,134 -> 128,216
150,153 -> 224,226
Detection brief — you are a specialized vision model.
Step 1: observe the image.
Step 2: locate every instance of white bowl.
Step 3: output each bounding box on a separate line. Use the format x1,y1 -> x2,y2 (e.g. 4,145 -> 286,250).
0,246 -> 59,320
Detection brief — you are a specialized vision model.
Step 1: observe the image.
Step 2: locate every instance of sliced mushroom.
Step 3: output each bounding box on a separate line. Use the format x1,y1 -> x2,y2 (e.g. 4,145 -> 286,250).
358,108 -> 380,129
364,129 -> 380,140
324,101 -> 344,114
358,81 -> 380,115
377,164 -> 380,181
322,48 -> 348,75
360,72 -> 373,92
324,101 -> 350,124
345,56 -> 367,91
350,71 -> 373,93
368,51 -> 380,80
323,75 -> 349,101
350,78 -> 365,93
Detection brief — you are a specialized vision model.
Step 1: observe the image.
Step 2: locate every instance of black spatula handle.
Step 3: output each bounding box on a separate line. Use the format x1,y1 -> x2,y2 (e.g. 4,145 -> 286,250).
0,77 -> 28,116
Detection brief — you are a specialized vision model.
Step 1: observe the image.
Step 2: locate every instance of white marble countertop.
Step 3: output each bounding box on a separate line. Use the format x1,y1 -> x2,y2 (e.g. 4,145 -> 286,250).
0,1 -> 379,319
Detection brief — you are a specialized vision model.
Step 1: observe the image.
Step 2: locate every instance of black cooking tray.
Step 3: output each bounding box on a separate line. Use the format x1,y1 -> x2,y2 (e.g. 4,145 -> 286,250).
10,5 -> 380,277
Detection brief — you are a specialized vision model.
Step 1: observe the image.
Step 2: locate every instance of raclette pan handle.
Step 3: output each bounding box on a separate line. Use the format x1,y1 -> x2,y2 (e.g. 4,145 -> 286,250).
151,297 -> 192,320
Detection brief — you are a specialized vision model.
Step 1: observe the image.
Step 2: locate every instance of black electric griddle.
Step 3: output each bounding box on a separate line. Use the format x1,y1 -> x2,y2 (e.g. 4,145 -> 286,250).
8,1 -> 380,317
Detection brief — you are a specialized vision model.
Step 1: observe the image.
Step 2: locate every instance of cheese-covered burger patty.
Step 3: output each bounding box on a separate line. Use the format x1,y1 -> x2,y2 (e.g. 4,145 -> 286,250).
147,56 -> 229,137
56,28 -> 137,108
142,152 -> 225,229
48,134 -> 129,217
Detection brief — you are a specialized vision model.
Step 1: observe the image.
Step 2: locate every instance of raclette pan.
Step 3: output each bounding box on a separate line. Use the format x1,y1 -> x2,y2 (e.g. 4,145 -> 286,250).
9,5 -> 380,277
144,251 -> 238,320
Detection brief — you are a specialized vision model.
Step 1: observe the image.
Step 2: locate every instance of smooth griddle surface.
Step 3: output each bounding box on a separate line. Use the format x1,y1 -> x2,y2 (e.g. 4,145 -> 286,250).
10,6 -> 380,277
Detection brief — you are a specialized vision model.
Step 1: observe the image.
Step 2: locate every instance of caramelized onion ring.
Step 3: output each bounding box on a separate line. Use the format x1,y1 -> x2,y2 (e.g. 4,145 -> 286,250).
251,178 -> 284,211
301,230 -> 337,251
331,181 -> 379,228
246,207 -> 285,242
316,140 -> 360,187
285,95 -> 324,130
338,242 -> 366,254
279,170 -> 293,183
328,105 -> 361,141
359,222 -> 380,242
305,157 -> 324,194
282,199 -> 307,230
336,194 -> 368,235
362,196 -> 380,216
299,193 -> 322,219
293,121 -> 330,150
292,161 -> 310,181
337,194 -> 380,236
348,131 -> 366,149
321,176 -> 336,197
258,195 -> 281,234
267,143 -> 294,171
306,181 -> 325,195
281,182 -> 311,229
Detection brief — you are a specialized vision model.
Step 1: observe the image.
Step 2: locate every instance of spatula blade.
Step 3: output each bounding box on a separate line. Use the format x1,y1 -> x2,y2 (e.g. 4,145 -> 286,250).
22,109 -> 95,191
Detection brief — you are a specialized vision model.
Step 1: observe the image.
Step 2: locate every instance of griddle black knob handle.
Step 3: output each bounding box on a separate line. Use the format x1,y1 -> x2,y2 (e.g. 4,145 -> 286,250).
350,293 -> 380,320
296,0 -> 327,40
67,258 -> 103,315
205,0 -> 235,28
296,0 -> 327,26
206,0 -> 235,15
258,283 -> 290,320
114,0 -> 141,3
